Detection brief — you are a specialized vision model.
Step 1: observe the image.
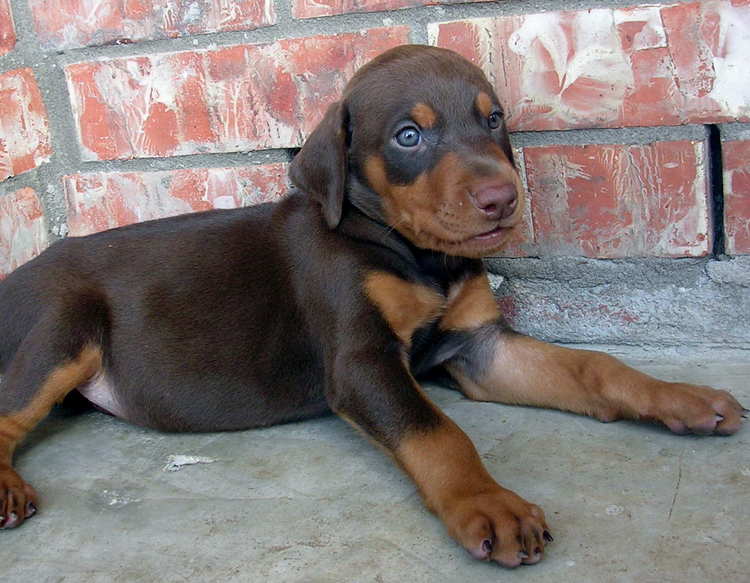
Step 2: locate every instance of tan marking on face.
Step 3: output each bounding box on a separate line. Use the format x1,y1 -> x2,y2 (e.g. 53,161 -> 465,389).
396,415 -> 495,515
364,153 -> 463,240
475,92 -> 494,118
441,273 -> 501,331
411,103 -> 437,129
0,345 -> 102,463
364,271 -> 444,346
365,142 -> 526,258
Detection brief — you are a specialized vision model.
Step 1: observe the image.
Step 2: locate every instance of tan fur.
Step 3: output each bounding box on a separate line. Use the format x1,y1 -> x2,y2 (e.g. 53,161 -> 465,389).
0,345 -> 102,464
396,416 -> 495,515
447,335 -> 648,422
364,271 -> 444,346
364,147 -> 525,258
441,274 -> 501,331
411,102 -> 437,128
475,92 -> 494,118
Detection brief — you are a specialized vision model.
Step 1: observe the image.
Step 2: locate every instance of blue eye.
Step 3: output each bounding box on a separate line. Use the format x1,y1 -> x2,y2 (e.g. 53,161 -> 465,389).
395,126 -> 421,148
488,111 -> 502,129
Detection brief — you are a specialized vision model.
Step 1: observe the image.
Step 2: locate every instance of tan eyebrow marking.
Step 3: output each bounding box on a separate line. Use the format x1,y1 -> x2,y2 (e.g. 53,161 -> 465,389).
475,92 -> 493,118
411,103 -> 437,129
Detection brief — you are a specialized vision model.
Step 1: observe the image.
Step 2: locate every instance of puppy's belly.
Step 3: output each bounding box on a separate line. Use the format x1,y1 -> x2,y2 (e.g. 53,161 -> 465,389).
77,372 -> 126,418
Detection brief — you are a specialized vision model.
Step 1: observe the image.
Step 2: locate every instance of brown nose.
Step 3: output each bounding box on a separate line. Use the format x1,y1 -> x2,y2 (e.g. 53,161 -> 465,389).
472,182 -> 518,220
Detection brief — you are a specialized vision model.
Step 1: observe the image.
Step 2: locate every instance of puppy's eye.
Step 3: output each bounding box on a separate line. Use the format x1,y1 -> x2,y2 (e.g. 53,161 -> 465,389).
488,111 -> 503,129
395,126 -> 421,148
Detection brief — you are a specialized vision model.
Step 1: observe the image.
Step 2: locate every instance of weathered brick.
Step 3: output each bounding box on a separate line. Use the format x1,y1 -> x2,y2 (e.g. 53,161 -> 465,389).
65,27 -> 409,161
501,141 -> 711,258
28,0 -> 276,50
0,188 -> 48,277
293,0 -> 489,19
430,1 -> 750,131
723,139 -> 750,254
0,0 -> 15,56
64,164 -> 289,236
0,68 -> 52,182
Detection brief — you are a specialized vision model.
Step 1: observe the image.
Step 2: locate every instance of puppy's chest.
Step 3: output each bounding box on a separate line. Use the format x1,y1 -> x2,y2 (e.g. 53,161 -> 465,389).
363,270 -> 500,346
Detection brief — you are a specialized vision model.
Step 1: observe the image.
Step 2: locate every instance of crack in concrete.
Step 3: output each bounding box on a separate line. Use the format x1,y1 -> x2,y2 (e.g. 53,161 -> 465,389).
667,450 -> 684,521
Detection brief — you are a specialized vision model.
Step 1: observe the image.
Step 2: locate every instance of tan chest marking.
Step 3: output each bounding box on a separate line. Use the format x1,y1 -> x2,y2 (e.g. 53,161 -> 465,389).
364,271 -> 444,346
440,273 -> 501,331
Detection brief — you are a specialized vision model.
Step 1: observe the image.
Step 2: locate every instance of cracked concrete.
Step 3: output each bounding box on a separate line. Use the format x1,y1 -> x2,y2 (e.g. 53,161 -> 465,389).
0,346 -> 748,582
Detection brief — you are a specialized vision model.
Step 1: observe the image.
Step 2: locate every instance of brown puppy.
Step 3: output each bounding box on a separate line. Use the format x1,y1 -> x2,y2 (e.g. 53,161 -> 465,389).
0,45 -> 745,567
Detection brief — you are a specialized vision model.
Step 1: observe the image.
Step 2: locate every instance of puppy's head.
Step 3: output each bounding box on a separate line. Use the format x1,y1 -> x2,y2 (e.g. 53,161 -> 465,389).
289,45 -> 524,258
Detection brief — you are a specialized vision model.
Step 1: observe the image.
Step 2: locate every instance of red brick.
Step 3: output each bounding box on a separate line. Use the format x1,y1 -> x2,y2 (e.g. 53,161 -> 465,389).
64,164 -> 289,236
28,0 -> 276,50
293,0 -> 489,19
0,0 -> 14,56
430,1 -> 750,131
0,188 -> 48,277
65,27 -> 409,161
500,141 -> 711,258
723,139 -> 750,254
0,69 -> 53,182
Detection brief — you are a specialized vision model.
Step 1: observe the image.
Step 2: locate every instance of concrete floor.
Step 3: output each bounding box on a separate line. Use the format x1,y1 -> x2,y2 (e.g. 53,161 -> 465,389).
1,346 -> 748,583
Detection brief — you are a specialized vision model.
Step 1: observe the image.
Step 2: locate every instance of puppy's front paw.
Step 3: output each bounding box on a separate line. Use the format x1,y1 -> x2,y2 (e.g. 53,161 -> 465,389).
0,464 -> 38,529
444,487 -> 551,567
652,383 -> 746,436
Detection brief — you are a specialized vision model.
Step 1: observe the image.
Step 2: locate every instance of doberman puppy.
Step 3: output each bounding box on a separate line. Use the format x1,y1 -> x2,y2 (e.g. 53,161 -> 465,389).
0,45 -> 745,567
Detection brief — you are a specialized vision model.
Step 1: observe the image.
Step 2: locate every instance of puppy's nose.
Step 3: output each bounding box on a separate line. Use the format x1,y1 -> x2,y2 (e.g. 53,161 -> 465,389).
472,182 -> 518,220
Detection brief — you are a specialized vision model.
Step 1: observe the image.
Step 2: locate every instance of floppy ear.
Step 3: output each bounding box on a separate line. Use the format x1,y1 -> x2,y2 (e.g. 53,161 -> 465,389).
289,101 -> 349,229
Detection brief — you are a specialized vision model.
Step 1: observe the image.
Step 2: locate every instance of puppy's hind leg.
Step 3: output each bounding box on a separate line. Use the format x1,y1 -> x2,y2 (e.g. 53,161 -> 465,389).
0,290 -> 108,529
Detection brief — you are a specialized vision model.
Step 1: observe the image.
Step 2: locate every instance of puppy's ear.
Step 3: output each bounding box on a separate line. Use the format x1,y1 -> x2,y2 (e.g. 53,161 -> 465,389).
289,101 -> 349,229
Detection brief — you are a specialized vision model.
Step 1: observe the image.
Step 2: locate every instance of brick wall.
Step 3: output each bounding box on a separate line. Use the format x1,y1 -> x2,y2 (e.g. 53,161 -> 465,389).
1,0 -> 748,347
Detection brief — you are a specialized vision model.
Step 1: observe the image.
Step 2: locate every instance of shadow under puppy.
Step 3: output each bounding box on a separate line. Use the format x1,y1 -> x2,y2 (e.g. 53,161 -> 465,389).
0,45 -> 745,567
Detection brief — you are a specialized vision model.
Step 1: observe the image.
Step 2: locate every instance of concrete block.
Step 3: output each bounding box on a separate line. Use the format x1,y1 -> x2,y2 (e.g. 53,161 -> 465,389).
429,1 -> 750,131
64,28 -> 410,160
723,139 -> 750,254
27,0 -> 277,50
0,68 -> 52,182
503,140 -> 711,258
0,0 -> 14,56
64,165 -> 289,236
486,256 -> 750,347
0,187 -> 48,277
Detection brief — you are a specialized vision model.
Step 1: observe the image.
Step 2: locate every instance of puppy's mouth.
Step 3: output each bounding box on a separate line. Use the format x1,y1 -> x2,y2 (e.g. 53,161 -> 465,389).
470,224 -> 512,242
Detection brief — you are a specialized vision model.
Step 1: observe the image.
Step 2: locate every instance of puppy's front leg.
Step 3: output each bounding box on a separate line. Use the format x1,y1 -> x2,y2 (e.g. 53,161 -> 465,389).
328,346 -> 551,567
447,329 -> 746,435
